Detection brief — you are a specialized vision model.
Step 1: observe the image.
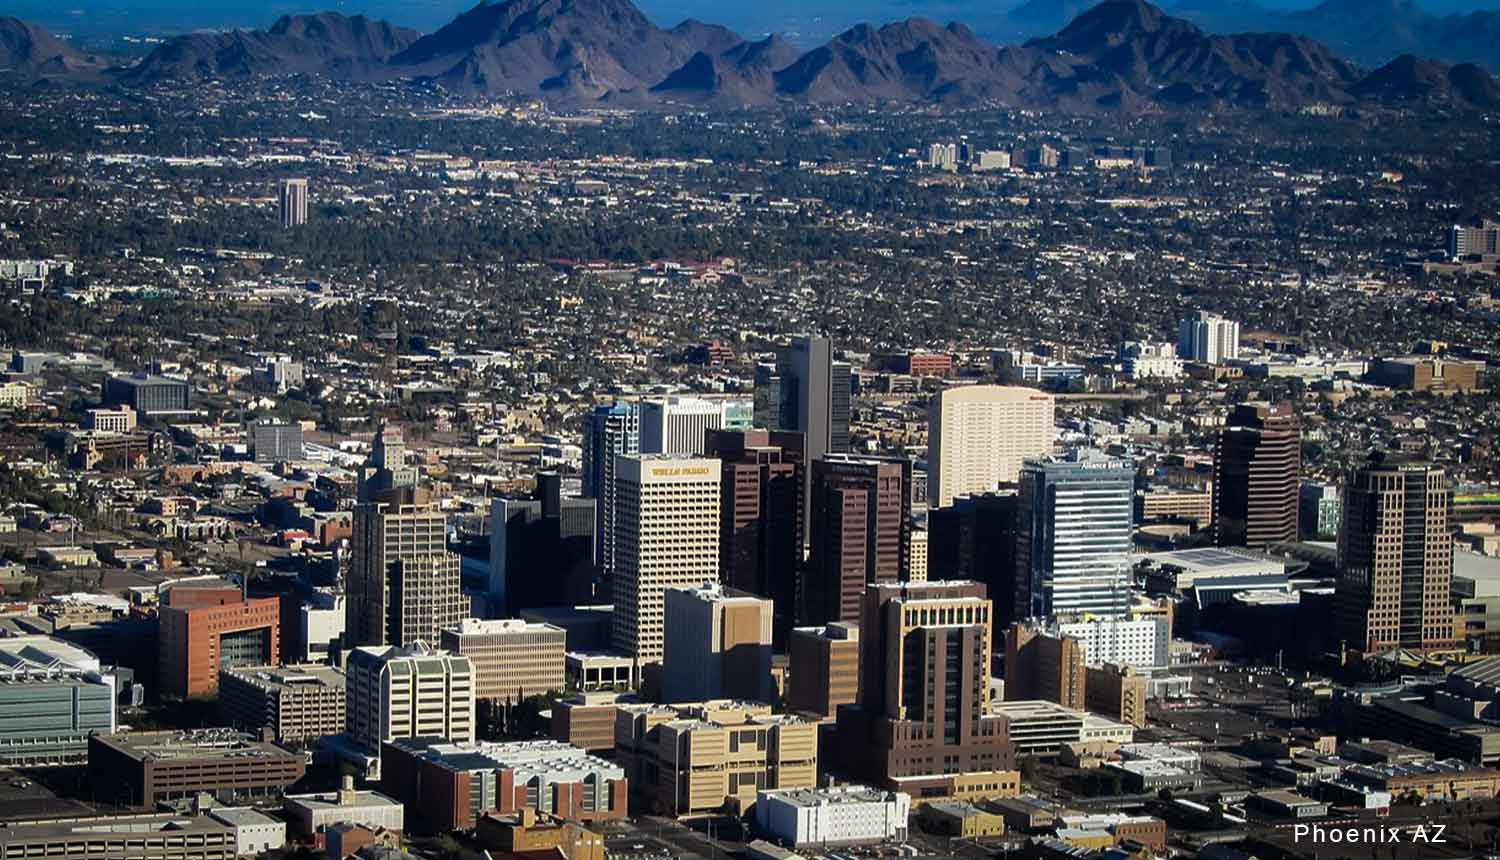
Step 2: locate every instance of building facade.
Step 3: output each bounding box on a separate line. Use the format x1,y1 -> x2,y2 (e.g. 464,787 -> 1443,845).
219,664 -> 347,745
0,637 -> 115,766
786,623 -> 860,718
610,455 -> 721,665
439,618 -> 566,705
640,396 -> 752,455
582,401 -> 640,587
280,178 -> 309,227
346,644 -> 475,752
837,582 -> 1017,800
927,385 -> 1054,509
1004,623 -> 1085,710
662,582 -> 774,704
755,785 -> 911,847
88,730 -> 306,806
806,455 -> 911,626
381,738 -> 627,832
705,429 -> 805,645
1213,402 -> 1301,549
1018,453 -> 1135,620
1177,312 -> 1240,364
346,492 -> 466,649
158,596 -> 281,699
1335,454 -> 1461,654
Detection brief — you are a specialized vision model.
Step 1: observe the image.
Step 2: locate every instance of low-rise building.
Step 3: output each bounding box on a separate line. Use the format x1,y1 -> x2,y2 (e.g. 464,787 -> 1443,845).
754,785 -> 910,847
219,664 -> 346,745
0,635 -> 116,765
284,776 -> 405,838
440,618 -> 566,705
0,813 -> 237,859
551,691 -> 636,754
991,701 -> 1134,757
206,807 -> 287,856
616,700 -> 818,814
88,729 -> 307,806
920,801 -> 1005,837
381,738 -> 628,832
1342,759 -> 1500,801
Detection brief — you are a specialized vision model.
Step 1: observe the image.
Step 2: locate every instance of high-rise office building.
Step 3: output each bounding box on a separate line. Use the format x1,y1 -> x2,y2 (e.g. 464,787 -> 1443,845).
1212,402 -> 1301,549
158,593 -> 281,699
251,420 -> 304,465
836,581 -> 1016,798
927,385 -> 1054,508
786,622 -> 859,718
582,402 -> 639,585
928,492 -> 1022,630
346,644 -> 474,752
640,396 -> 753,455
1177,311 -> 1240,364
661,582 -> 773,703
758,336 -> 851,531
280,178 -> 309,228
610,455 -> 721,665
805,455 -> 911,626
1018,453 -> 1135,620
488,473 -> 596,613
1003,622 -> 1085,710
1334,454 -> 1460,655
704,429 -> 804,644
346,490 -> 466,649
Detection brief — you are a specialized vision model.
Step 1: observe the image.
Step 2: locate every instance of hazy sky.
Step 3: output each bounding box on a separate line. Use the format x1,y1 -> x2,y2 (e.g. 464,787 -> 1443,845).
11,0 -> 1492,45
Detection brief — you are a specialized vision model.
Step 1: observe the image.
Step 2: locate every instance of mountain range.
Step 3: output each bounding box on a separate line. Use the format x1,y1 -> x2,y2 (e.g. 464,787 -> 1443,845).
1010,0 -> 1500,73
7,0 -> 1500,114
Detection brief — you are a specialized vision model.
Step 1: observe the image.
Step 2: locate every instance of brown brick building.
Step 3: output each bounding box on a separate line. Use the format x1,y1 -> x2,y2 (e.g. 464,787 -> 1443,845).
88,730 -> 306,807
1004,623 -> 1085,709
1084,663 -> 1147,729
382,738 -> 627,832
705,429 -> 804,646
158,595 -> 281,699
837,581 -> 1017,801
805,456 -> 910,626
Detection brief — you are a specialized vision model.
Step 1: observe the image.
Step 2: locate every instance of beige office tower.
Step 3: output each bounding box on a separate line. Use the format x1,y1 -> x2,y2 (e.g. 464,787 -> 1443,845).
611,456 -> 722,665
662,582 -> 773,703
928,385 -> 1055,508
347,490 -> 467,648
439,618 -> 567,705
346,643 -> 475,752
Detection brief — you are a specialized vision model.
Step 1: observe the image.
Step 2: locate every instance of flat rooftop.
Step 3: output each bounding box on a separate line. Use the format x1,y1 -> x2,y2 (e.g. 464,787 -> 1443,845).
221,664 -> 345,692
93,729 -> 300,763
759,786 -> 894,807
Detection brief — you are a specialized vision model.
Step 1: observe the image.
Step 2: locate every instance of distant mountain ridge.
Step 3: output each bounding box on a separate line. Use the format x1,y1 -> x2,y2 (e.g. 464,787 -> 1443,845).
7,0 -> 1500,114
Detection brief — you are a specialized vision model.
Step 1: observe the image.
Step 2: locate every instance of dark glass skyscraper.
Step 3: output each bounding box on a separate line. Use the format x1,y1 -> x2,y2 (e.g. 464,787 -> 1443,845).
1213,402 -> 1301,549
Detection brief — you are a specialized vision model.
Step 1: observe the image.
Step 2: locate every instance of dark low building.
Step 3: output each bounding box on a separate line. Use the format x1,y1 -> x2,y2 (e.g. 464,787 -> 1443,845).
88,729 -> 306,807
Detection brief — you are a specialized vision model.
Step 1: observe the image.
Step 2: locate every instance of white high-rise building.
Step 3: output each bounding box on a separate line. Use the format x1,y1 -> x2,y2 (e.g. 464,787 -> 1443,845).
1055,617 -> 1170,669
1019,452 -> 1136,619
279,178 -> 309,228
927,385 -> 1055,509
1177,312 -> 1240,365
346,643 -> 474,753
639,396 -> 752,456
611,455 -> 722,665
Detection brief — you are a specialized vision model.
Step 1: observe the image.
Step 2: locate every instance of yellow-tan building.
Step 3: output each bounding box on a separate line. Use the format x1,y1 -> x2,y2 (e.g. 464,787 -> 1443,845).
615,700 -> 817,814
1084,663 -> 1147,729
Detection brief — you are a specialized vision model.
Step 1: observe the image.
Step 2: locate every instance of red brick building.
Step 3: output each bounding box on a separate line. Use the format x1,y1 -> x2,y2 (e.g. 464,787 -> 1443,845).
382,738 -> 627,832
159,596 -> 281,699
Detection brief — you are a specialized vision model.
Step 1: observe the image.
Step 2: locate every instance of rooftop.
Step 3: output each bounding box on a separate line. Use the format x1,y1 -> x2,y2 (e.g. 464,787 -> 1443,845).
758,785 -> 899,807
221,664 -> 345,692
93,729 -> 300,763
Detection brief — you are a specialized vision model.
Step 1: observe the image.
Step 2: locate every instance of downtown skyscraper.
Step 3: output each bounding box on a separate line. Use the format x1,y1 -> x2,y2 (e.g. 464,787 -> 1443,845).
610,455 -> 722,666
1213,402 -> 1301,549
927,385 -> 1054,509
347,488 -> 467,649
1334,453 -> 1460,655
582,401 -> 640,587
756,334 -> 851,533
805,455 -> 911,626
1017,452 -> 1135,620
